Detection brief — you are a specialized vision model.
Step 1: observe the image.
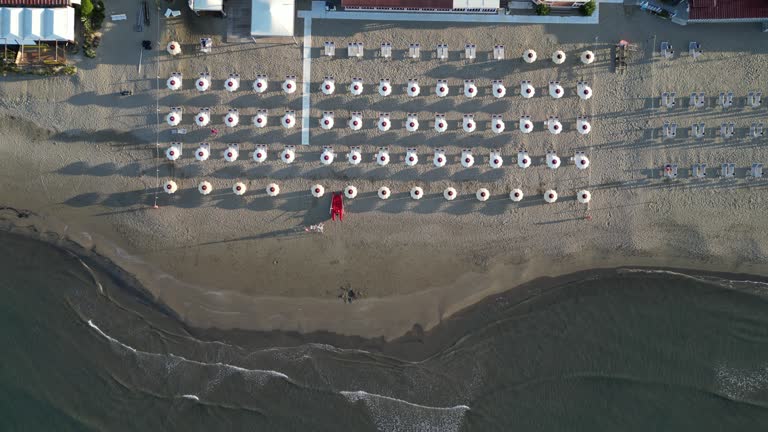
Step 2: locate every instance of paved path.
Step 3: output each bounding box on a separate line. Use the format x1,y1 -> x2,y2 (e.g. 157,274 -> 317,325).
301,17 -> 312,145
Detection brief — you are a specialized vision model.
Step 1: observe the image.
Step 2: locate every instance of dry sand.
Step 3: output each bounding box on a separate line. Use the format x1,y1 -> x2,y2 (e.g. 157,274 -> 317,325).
1,2 -> 767,340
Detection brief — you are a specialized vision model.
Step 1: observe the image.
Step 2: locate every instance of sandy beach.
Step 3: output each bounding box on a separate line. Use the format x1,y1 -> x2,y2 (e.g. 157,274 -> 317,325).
1,1 -> 767,340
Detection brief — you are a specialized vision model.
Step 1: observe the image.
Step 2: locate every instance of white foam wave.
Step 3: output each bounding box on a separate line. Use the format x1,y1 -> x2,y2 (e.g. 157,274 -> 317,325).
180,394 -> 200,401
714,363 -> 768,401
341,390 -> 469,432
622,268 -> 768,295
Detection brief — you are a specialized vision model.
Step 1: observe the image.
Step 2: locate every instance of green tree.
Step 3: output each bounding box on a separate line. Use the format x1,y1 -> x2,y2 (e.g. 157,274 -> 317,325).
580,0 -> 596,16
535,3 -> 551,15
80,0 -> 94,18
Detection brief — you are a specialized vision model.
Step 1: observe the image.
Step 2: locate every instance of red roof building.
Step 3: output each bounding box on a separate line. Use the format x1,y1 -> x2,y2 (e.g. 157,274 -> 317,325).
689,0 -> 768,22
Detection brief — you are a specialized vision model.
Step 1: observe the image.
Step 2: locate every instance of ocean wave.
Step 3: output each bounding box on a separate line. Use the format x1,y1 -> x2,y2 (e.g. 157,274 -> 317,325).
341,390 -> 469,432
180,394 -> 200,401
714,363 -> 768,401
622,268 -> 768,296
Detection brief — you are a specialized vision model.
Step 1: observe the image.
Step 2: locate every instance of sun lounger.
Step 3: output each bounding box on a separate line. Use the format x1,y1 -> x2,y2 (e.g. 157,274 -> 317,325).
748,91 -> 762,108
689,92 -> 706,108
750,122 -> 764,138
464,43 -> 476,61
663,163 -> 678,179
749,163 -> 764,178
660,41 -> 673,59
662,91 -> 676,108
720,163 -> 735,178
689,41 -> 702,59
691,163 -> 707,178
324,41 -> 335,57
347,42 -> 363,58
380,42 -> 392,59
663,121 -> 677,139
493,45 -> 504,60
692,122 -> 705,139
199,38 -> 212,54
436,43 -> 448,60
720,122 -> 735,138
719,91 -> 734,108
408,43 -> 421,60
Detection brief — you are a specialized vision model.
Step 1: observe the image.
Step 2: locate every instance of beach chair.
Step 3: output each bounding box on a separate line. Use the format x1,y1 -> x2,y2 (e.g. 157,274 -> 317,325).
689,41 -> 702,59
751,122 -> 764,138
719,91 -> 734,108
691,163 -> 707,179
662,91 -> 676,108
720,163 -> 735,178
662,163 -> 678,179
493,45 -> 504,60
660,41 -> 673,59
720,122 -> 735,138
749,163 -> 764,179
464,43 -> 476,61
691,92 -> 706,108
692,122 -> 706,139
748,91 -> 762,108
436,43 -> 448,60
199,38 -> 212,54
380,42 -> 392,59
323,41 -> 335,57
347,42 -> 363,59
663,121 -> 676,139
408,43 -> 421,60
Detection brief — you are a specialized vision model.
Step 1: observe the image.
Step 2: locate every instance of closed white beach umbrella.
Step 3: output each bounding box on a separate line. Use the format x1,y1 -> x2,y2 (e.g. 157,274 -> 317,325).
224,77 -> 239,92
492,117 -> 505,134
378,80 -> 391,96
510,188 -> 523,202
476,188 -> 490,202
253,112 -> 267,128
320,113 -> 334,130
344,185 -> 358,199
544,190 -> 558,203
166,77 -> 182,91
577,119 -> 591,135
253,148 -> 268,163
166,41 -> 181,56
321,78 -> 335,95
546,153 -> 561,169
548,120 -> 562,134
435,82 -> 449,98
552,50 -> 566,64
434,117 -> 447,133
462,117 -> 476,133
574,154 -> 591,169
519,117 -> 534,133
577,190 -> 591,204
492,81 -> 506,98
196,77 -> 210,92
378,186 -> 390,200
444,187 -> 457,201
549,83 -> 564,99
347,149 -> 362,165
349,79 -> 363,96
266,183 -> 280,197
195,146 -> 210,161
461,153 -> 475,168
163,180 -> 178,194
165,145 -> 181,161
517,151 -> 531,168
223,112 -> 239,127
320,148 -> 335,165
522,49 -> 537,63
410,186 -> 424,200
281,148 -> 295,164
581,50 -> 595,64
405,151 -> 418,167
489,154 -> 503,169
311,184 -> 324,198
348,114 -> 363,131
253,77 -> 268,93
166,112 -> 181,126
407,82 -> 421,97
232,182 -> 246,195
282,112 -> 296,128
198,181 -> 212,195
377,116 -> 390,132
464,81 -> 477,98
406,117 -> 420,132
195,111 -> 210,127
521,81 -> 535,98
433,150 -> 446,167
224,146 -> 239,162
282,77 -> 297,94
579,84 -> 593,100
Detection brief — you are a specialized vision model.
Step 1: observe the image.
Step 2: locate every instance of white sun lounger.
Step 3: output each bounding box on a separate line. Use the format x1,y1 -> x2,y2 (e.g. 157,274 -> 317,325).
749,163 -> 763,178
720,163 -> 735,178
464,43 -> 476,61
661,41 -> 673,59
692,122 -> 706,139
691,163 -> 707,178
748,91 -> 762,108
408,43 -> 421,60
750,122 -> 764,138
689,41 -> 702,59
662,91 -> 676,108
493,45 -> 504,60
380,42 -> 392,59
436,43 -> 448,60
720,122 -> 735,138
663,163 -> 678,179
663,121 -> 677,139
324,41 -> 335,57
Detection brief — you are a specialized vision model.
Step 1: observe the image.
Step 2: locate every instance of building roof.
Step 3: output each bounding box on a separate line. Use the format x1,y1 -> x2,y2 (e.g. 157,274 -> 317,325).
0,0 -> 72,6
0,6 -> 73,43
250,0 -> 294,36
341,0 -> 453,8
689,0 -> 768,20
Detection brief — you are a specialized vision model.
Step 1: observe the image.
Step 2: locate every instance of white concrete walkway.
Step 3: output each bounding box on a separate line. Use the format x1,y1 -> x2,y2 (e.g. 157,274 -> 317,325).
301,17 -> 312,145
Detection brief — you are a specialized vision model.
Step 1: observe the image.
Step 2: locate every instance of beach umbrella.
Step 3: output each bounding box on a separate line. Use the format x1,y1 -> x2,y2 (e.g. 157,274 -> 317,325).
376,149 -> 390,166
522,49 -> 537,63
435,83 -> 449,98
462,117 -> 476,133
266,183 -> 280,197
347,149 -> 362,165
544,190 -> 558,203
311,184 -> 324,198
320,113 -> 334,130
578,84 -> 593,100
434,117 -> 447,133
166,41 -> 181,56
461,153 -> 475,168
433,151 -> 446,167
232,182 -> 246,195
377,186 -> 390,200
519,117 -> 533,133
443,187 -> 457,201
407,82 -> 421,97
224,77 -> 239,92
282,77 -> 297,94
410,186 -> 424,200
406,117 -> 419,132
195,111 -> 210,127
198,181 -> 212,195
378,80 -> 391,96
195,146 -> 210,161
405,151 -> 418,167
166,145 -> 181,161
552,50 -> 566,64
282,112 -> 296,128
546,153 -> 561,169
577,190 -> 591,204
253,77 -> 268,93
253,112 -> 267,128
580,50 -> 595,64
320,148 -> 335,165
344,185 -> 358,199
348,114 -> 363,131
166,77 -> 182,91
349,79 -> 363,96
163,180 -> 178,194
517,152 -> 531,168
548,120 -> 562,135
510,188 -> 523,202
223,112 -> 239,127
166,112 -> 181,126
377,117 -> 390,132
521,82 -> 535,98
489,154 -> 503,169
281,148 -> 295,164
464,82 -> 477,98
574,154 -> 590,170
492,117 -> 505,134
224,146 -> 239,162
577,119 -> 591,135
476,188 -> 489,202
196,77 -> 210,92
253,148 -> 268,163
549,83 -> 564,99
492,82 -> 506,98
321,78 -> 335,95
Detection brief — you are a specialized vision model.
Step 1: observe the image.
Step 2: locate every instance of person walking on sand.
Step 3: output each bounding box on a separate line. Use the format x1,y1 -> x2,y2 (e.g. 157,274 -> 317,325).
210,128 -> 218,136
